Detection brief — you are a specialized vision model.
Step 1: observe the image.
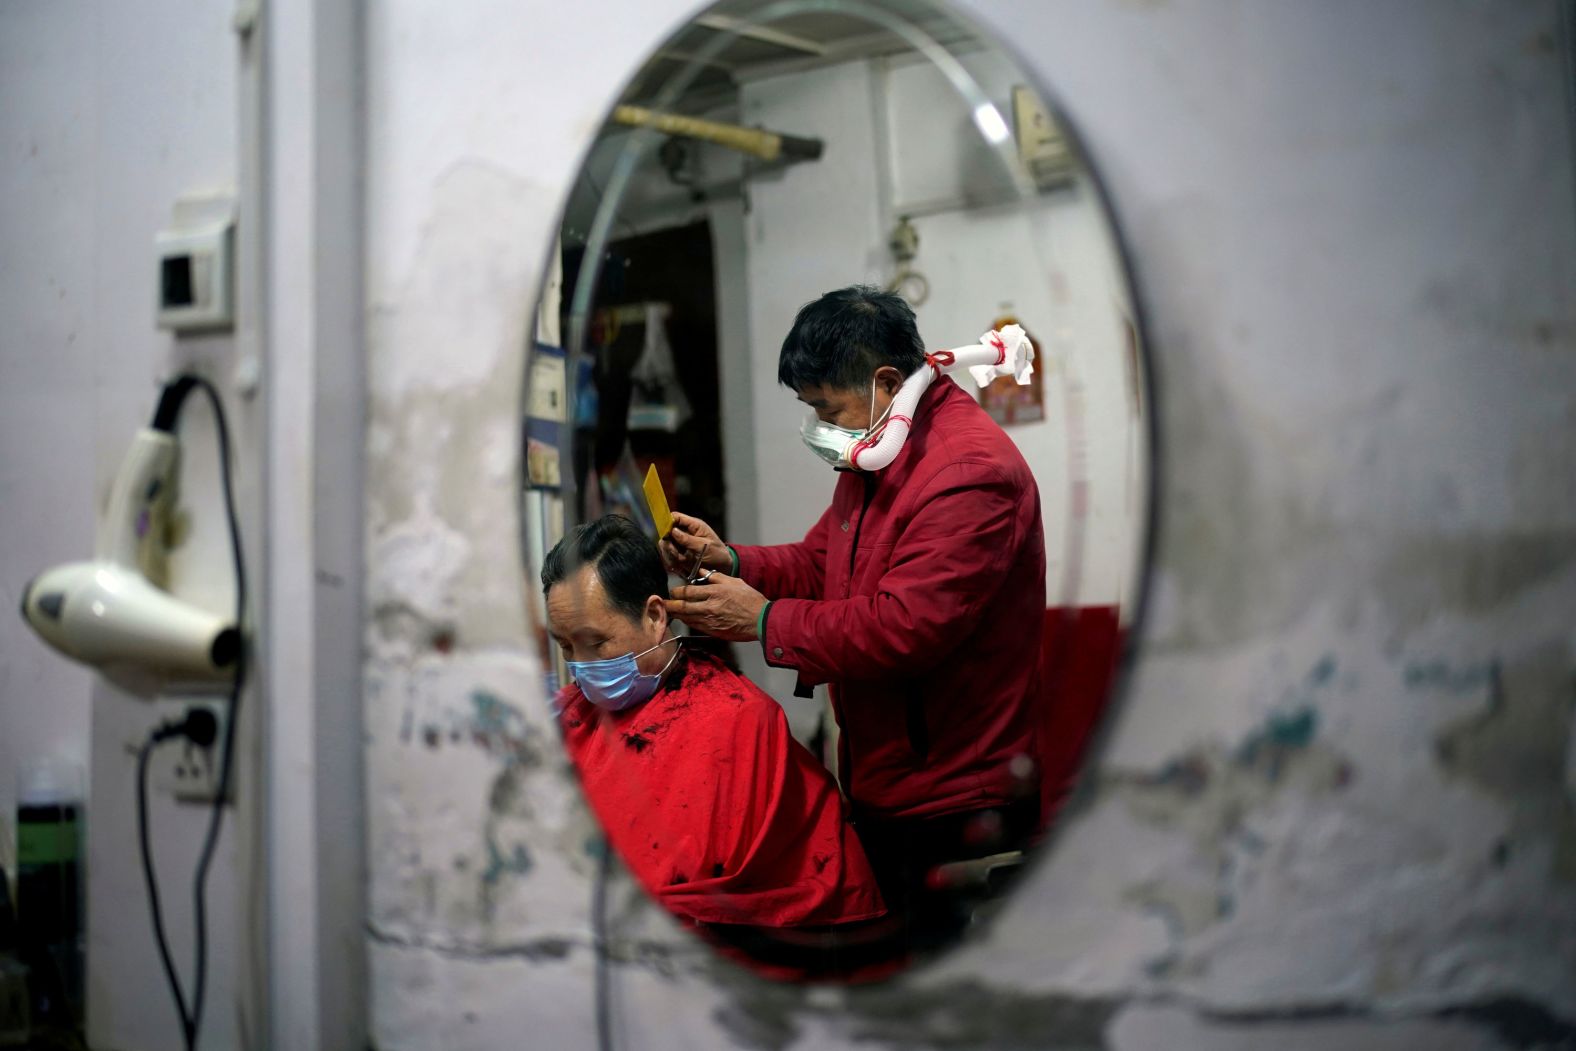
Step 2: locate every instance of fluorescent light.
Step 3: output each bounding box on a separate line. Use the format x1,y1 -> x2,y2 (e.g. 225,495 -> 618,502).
973,103 -> 1010,145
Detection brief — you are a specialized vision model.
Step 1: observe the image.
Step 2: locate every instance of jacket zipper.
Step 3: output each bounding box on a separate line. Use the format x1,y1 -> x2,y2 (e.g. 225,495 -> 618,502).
847,475 -> 927,765
847,474 -> 877,581
841,475 -> 879,801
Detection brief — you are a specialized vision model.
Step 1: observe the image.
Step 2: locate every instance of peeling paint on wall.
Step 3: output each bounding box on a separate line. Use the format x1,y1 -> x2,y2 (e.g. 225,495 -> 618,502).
1099,695 -> 1354,971
1432,646 -> 1576,879
1375,535 -> 1576,634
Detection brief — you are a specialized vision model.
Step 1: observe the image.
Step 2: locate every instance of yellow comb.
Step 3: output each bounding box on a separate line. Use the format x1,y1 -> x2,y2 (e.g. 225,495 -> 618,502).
642,464 -> 673,539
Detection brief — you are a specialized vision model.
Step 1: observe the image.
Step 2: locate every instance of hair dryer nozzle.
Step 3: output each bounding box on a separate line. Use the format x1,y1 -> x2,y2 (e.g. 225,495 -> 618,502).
21,561 -> 239,693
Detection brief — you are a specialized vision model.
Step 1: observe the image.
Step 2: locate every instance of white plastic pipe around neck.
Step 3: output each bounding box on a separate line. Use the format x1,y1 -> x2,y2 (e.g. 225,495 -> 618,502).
847,324 -> 1035,471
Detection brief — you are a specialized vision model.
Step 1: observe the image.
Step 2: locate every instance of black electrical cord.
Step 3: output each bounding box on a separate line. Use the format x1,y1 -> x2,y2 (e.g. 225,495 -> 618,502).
184,376 -> 246,1049
134,373 -> 247,1051
136,732 -> 192,1042
592,837 -> 615,1051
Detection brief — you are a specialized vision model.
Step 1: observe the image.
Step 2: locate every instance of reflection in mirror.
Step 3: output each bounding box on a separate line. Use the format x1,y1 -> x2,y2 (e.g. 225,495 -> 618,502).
522,0 -> 1150,980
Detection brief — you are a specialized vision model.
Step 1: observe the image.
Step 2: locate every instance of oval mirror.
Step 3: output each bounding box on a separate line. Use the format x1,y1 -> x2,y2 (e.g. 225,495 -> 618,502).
521,0 -> 1151,979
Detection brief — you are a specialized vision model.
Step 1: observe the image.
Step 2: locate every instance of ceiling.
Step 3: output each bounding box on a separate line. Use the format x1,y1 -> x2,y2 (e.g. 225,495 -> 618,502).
618,3 -> 982,110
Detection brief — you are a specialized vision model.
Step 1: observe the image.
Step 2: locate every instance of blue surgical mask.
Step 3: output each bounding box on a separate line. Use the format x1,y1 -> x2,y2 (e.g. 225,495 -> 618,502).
568,635 -> 681,712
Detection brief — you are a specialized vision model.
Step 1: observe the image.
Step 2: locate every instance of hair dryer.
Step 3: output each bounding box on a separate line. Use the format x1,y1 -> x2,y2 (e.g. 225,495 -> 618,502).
19,387 -> 240,694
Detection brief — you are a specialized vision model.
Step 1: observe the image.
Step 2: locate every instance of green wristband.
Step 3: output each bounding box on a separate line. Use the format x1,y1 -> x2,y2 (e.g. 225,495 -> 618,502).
756,600 -> 772,643
729,545 -> 740,576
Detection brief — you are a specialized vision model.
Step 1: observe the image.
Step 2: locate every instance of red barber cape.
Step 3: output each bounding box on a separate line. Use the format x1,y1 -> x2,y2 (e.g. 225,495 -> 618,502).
557,651 -> 886,928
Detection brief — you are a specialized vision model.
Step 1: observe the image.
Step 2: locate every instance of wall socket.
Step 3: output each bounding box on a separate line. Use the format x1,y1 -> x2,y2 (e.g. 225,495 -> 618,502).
152,697 -> 232,803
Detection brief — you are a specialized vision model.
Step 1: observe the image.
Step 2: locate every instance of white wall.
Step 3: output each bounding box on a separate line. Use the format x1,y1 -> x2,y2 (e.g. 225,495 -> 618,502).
907,195 -> 1143,610
0,0 -> 99,882
0,3 -> 255,1048
363,1 -> 1576,1047
883,53 -> 1145,614
734,53 -> 1146,626
737,59 -> 889,552
731,60 -> 890,732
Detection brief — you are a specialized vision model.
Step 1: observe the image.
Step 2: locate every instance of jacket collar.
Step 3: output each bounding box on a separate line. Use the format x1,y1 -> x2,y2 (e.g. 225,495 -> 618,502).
917,374 -> 960,417
876,375 -> 959,477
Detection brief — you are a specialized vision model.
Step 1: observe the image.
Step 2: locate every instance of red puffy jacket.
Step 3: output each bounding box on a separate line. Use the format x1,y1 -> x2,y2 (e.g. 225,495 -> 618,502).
736,376 -> 1046,821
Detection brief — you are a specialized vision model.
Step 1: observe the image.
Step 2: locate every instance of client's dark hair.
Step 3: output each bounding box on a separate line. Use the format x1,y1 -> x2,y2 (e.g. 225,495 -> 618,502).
541,514 -> 668,621
777,284 -> 926,392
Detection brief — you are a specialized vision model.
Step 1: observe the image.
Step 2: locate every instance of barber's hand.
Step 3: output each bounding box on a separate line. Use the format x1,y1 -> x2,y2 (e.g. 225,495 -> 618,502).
666,572 -> 767,642
659,512 -> 733,577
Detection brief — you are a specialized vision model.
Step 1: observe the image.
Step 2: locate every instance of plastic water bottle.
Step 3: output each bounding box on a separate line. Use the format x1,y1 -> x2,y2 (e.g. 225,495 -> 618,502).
14,760 -> 84,1032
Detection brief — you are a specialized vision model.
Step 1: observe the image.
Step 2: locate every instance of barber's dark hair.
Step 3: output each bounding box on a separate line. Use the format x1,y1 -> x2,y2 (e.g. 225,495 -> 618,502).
541,514 -> 668,621
777,284 -> 926,392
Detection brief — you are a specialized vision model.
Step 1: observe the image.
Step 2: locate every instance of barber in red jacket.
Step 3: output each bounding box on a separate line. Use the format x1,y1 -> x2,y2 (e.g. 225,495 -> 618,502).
664,285 -> 1046,940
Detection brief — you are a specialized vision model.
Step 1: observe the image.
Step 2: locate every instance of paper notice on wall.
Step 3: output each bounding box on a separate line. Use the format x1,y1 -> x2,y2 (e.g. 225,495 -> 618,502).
526,437 -> 561,487
528,351 -> 568,422
535,240 -> 563,346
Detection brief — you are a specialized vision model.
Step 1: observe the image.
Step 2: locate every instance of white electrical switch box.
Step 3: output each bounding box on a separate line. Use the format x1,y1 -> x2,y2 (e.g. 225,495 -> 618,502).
1011,85 -> 1076,190
156,208 -> 235,333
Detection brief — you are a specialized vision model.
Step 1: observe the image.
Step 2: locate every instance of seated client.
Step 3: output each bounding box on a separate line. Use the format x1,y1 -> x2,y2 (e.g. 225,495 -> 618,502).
542,514 -> 885,930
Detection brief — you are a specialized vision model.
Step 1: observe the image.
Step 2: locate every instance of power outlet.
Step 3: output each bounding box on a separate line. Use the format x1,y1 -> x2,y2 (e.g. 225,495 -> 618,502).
152,698 -> 232,803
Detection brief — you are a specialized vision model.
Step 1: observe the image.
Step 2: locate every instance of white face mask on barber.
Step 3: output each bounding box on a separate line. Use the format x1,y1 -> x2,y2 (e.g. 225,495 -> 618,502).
800,377 -> 894,471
